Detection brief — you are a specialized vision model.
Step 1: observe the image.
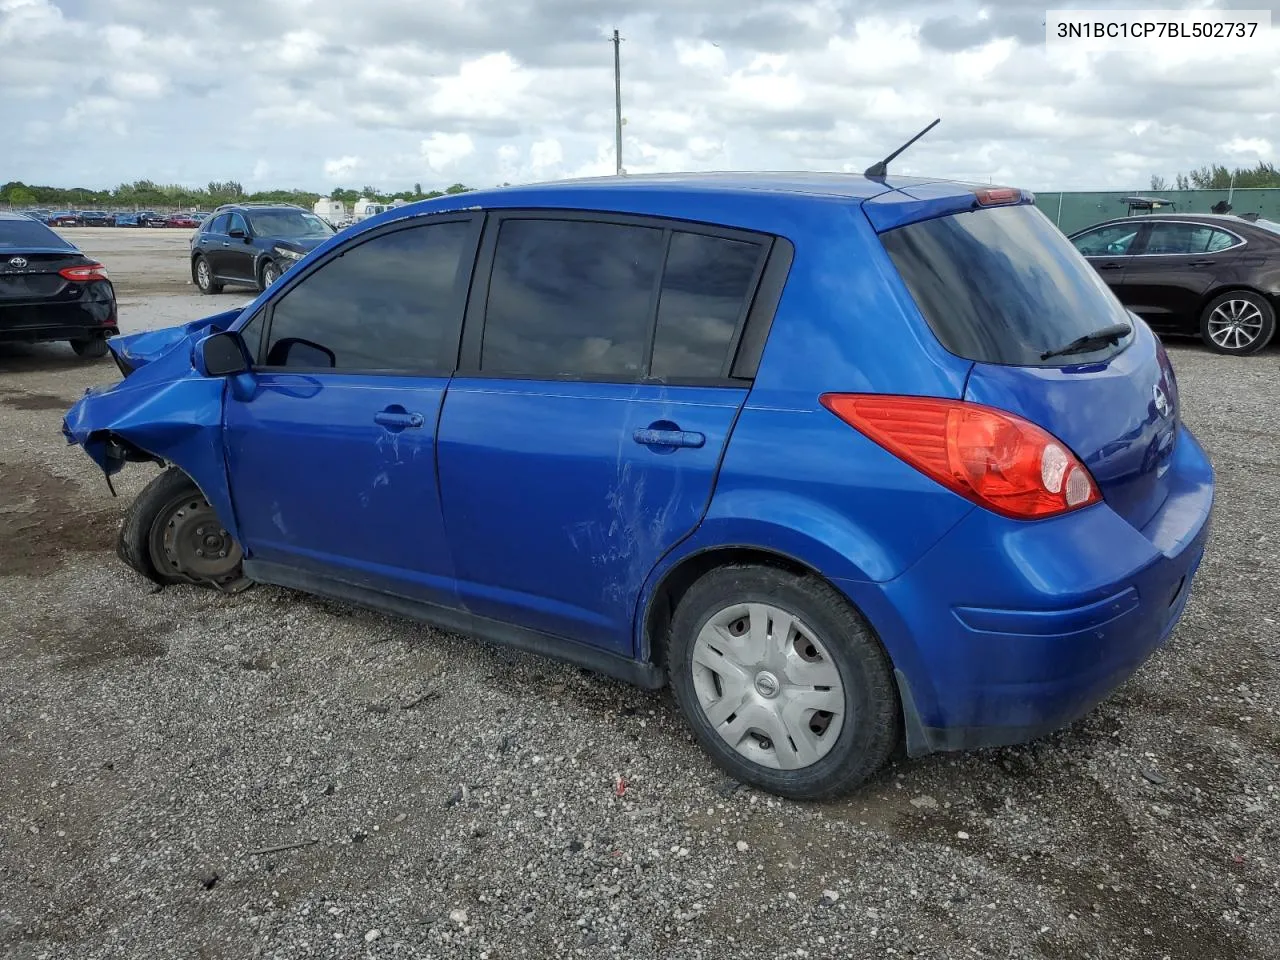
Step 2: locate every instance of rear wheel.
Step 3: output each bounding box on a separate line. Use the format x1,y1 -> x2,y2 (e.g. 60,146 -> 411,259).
118,468 -> 247,590
194,256 -> 222,295
1199,291 -> 1275,356
69,337 -> 108,359
668,565 -> 901,800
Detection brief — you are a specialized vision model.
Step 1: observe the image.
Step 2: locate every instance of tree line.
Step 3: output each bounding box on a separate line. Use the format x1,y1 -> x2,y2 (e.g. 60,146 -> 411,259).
1151,162 -> 1280,192
0,179 -> 477,211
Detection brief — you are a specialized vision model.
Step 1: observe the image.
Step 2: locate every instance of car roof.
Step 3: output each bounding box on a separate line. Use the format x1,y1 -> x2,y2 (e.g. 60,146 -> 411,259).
379,171 -> 999,236
1080,212 -> 1257,229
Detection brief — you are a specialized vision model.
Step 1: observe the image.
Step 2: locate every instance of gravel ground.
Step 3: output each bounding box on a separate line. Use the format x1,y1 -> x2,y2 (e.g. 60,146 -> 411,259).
1,231 -> 1278,959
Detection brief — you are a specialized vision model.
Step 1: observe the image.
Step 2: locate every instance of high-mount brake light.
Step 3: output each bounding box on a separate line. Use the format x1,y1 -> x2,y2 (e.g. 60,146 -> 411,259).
58,263 -> 110,282
973,187 -> 1022,207
819,394 -> 1102,520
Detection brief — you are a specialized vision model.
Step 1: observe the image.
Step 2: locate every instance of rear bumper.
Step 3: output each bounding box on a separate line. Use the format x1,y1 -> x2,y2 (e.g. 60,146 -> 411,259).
840,424 -> 1214,755
0,299 -> 117,342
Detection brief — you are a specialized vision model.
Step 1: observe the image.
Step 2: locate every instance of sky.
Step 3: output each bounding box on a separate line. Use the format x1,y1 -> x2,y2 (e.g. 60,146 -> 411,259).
1,0 -> 1277,193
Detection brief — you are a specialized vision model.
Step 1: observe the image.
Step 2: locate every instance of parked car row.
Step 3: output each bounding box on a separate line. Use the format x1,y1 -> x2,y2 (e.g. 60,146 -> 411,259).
15,209 -> 211,228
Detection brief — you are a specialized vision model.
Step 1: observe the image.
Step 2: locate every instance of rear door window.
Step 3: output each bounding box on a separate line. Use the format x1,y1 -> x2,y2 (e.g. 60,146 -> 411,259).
881,204 -> 1134,367
480,218 -> 666,378
1144,221 -> 1241,255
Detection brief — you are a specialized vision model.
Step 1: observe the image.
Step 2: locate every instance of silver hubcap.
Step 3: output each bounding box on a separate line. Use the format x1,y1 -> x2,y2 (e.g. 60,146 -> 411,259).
1207,299 -> 1264,350
691,602 -> 845,771
197,260 -> 210,287
264,266 -> 278,286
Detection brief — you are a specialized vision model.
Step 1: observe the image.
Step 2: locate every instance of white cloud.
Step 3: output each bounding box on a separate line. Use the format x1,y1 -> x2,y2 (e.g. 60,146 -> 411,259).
323,155 -> 362,179
421,132 -> 475,170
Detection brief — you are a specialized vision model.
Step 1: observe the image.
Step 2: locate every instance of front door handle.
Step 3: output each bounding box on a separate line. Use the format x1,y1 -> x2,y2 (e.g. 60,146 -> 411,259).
633,427 -> 705,449
1188,259 -> 1214,267
1097,262 -> 1123,270
374,409 -> 425,430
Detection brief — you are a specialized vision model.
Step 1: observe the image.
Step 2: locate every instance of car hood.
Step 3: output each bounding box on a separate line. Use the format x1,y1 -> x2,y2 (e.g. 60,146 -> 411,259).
270,236 -> 329,254
106,308 -> 242,374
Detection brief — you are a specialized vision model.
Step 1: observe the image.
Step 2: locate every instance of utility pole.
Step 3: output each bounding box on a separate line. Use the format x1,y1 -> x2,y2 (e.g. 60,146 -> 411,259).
612,29 -> 623,175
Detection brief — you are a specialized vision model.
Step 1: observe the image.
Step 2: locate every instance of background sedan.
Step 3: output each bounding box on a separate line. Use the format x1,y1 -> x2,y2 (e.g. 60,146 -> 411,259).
1069,213 -> 1280,355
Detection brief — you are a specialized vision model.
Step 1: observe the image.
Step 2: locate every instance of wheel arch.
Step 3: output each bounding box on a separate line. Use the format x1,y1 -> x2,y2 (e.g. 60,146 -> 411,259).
1196,283 -> 1275,317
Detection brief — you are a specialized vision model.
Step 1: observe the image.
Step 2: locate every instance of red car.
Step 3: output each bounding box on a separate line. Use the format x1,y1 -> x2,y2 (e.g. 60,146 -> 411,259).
166,213 -> 200,228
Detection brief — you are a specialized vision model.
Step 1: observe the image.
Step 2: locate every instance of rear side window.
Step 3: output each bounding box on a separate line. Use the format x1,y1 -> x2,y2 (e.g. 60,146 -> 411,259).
1144,222 -> 1240,255
481,219 -> 666,377
263,219 -> 473,372
651,232 -> 762,379
881,204 -> 1134,367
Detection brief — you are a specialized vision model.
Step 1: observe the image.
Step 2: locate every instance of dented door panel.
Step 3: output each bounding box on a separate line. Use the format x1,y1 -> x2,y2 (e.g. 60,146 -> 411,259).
435,379 -> 748,655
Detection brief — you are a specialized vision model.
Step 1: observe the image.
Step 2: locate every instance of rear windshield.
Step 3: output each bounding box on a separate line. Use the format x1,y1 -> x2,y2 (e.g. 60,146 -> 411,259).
880,204 -> 1134,366
0,219 -> 71,249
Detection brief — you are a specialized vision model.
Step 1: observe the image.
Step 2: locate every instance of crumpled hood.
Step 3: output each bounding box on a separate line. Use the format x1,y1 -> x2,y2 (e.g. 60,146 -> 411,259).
108,308 -> 242,374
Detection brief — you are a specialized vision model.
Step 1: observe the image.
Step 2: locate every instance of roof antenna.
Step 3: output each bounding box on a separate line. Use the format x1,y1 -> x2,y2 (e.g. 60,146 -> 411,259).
864,118 -> 941,180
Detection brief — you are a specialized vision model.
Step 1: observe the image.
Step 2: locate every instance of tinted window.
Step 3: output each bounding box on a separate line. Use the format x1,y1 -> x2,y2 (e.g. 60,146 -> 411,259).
207,214 -> 230,234
882,204 -> 1133,367
229,213 -> 249,235
1071,223 -> 1140,256
0,218 -> 71,249
651,232 -> 761,379
481,218 -> 665,378
1144,222 -> 1240,255
264,219 -> 472,372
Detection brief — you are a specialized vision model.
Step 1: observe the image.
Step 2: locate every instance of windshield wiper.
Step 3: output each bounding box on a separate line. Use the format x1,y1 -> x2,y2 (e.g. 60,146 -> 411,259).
1039,323 -> 1131,361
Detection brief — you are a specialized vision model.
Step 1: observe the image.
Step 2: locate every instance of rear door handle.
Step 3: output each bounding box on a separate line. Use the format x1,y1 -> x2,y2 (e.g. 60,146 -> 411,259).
1097,262 -> 1124,270
633,427 -> 705,449
374,410 -> 425,429
1189,259 -> 1214,267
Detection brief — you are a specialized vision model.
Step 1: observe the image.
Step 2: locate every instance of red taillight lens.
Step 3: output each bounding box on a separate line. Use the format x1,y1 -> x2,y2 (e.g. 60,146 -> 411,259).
819,394 -> 1102,520
59,263 -> 109,282
1153,336 -> 1179,414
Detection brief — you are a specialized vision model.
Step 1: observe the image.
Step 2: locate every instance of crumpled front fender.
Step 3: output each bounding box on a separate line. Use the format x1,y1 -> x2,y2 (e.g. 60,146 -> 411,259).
62,320 -> 242,544
108,308 -> 242,374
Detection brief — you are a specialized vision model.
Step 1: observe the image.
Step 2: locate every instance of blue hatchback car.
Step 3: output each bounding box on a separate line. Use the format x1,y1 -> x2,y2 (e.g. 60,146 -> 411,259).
63,173 -> 1213,799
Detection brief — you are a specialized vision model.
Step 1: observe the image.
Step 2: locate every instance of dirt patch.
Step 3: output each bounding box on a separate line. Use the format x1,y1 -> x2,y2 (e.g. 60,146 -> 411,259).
0,462 -> 118,575
0,388 -> 76,412
15,610 -> 174,670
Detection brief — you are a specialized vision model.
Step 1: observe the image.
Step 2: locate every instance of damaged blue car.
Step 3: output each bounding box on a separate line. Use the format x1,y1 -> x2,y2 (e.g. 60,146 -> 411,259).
64,172 -> 1213,800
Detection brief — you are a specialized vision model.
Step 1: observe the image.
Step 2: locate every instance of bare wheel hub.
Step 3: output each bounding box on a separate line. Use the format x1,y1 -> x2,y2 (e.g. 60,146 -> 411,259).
153,495 -> 243,584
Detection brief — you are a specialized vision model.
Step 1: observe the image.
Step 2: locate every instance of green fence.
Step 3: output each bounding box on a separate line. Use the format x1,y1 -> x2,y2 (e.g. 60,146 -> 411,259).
1033,188 -> 1280,235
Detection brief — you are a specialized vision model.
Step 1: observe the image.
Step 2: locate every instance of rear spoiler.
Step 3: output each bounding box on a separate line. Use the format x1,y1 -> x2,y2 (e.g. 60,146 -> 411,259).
862,184 -> 1035,233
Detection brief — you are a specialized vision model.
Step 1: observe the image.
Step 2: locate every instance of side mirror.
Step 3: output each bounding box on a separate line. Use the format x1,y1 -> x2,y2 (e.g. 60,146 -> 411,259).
229,228 -> 248,240
196,331 -> 251,377
266,337 -> 336,368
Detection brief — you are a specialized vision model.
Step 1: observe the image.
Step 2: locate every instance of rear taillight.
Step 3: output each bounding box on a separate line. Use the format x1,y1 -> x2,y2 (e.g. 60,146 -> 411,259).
59,263 -> 109,282
819,394 -> 1102,520
1153,337 -> 1179,414
973,186 -> 1023,207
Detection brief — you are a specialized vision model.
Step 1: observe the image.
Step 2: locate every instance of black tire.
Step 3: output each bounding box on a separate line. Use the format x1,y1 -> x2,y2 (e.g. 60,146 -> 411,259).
193,255 -> 222,295
1199,290 -> 1275,356
667,565 -> 901,800
69,337 -> 109,359
117,468 -> 245,588
259,259 -> 281,292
